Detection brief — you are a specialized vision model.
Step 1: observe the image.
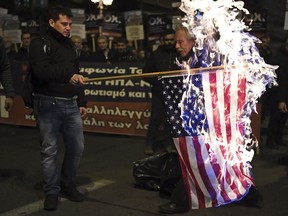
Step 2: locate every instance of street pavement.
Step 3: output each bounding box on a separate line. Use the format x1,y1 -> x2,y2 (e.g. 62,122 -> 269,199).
0,123 -> 288,216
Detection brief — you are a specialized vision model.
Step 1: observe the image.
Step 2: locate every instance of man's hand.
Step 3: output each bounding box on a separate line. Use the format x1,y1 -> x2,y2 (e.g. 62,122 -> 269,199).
279,102 -> 288,113
5,97 -> 14,112
79,107 -> 87,118
69,74 -> 85,86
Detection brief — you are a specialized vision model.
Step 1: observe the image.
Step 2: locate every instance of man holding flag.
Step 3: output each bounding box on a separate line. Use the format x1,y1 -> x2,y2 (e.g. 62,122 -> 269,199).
158,24 -> 197,214
155,0 -> 281,212
158,20 -> 258,212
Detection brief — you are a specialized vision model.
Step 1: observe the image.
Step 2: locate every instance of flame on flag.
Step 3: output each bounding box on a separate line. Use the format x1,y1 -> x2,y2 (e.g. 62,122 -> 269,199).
162,0 -> 278,209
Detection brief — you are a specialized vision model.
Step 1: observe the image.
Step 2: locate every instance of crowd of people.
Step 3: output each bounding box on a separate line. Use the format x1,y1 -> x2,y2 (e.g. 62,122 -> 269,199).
3,32 -> 31,62
70,34 -> 142,63
253,34 -> 288,151
264,37 -> 288,150
1,4 -> 288,215
3,31 -> 148,64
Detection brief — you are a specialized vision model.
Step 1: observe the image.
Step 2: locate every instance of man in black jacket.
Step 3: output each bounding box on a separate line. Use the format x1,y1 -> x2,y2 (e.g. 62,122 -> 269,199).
29,5 -> 87,211
113,37 -> 138,62
15,32 -> 31,62
0,36 -> 15,112
143,29 -> 178,155
88,35 -> 117,63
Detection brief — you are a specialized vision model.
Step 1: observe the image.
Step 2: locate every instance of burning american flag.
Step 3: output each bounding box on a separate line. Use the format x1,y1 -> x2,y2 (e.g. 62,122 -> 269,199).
162,69 -> 254,209
161,0 -> 278,210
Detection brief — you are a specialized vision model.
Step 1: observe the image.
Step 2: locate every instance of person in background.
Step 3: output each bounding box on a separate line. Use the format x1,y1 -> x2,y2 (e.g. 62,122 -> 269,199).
277,46 -> 288,164
81,41 -> 92,56
258,35 -> 273,62
3,36 -> 17,61
15,32 -> 31,61
0,36 -> 15,112
71,35 -> 91,62
142,29 -> 178,155
88,35 -> 116,63
257,35 -> 273,122
71,35 -> 82,49
127,40 -> 135,51
266,37 -> 288,149
29,5 -> 87,211
137,49 -> 148,63
114,37 -> 138,62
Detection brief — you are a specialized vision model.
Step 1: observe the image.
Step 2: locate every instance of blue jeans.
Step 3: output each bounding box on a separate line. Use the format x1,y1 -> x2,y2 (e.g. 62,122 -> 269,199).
33,94 -> 84,195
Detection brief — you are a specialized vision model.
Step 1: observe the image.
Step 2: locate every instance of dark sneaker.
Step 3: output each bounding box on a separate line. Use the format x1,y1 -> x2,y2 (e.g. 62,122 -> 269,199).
239,186 -> 263,208
60,186 -> 85,202
44,194 -> 58,211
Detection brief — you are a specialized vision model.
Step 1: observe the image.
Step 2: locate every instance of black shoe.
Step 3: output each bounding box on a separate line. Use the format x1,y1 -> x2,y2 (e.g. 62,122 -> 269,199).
44,194 -> 58,211
240,187 -> 263,208
60,186 -> 85,202
158,202 -> 189,214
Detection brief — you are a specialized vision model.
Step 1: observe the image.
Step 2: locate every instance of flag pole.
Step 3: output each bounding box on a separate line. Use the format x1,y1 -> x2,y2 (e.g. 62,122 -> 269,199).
84,65 -> 225,83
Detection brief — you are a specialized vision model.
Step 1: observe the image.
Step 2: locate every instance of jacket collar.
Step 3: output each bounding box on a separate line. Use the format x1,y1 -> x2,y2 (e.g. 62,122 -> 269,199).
47,26 -> 70,44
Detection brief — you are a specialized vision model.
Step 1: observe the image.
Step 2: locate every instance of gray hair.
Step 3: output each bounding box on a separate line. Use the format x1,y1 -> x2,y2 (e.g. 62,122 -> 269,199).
174,24 -> 194,40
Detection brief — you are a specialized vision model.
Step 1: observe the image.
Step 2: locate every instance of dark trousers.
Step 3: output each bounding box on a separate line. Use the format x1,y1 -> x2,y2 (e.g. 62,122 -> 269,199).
145,95 -> 174,149
170,178 -> 189,207
266,99 -> 288,145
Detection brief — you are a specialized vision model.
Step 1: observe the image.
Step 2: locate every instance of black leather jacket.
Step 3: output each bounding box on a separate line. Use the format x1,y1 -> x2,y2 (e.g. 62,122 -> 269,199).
29,27 -> 86,107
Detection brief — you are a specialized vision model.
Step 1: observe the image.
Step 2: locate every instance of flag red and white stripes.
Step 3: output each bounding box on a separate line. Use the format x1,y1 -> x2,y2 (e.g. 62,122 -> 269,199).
164,69 -> 254,209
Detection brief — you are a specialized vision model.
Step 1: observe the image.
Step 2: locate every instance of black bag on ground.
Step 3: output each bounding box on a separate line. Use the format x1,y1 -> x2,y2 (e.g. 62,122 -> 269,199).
21,68 -> 34,109
132,152 -> 181,197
